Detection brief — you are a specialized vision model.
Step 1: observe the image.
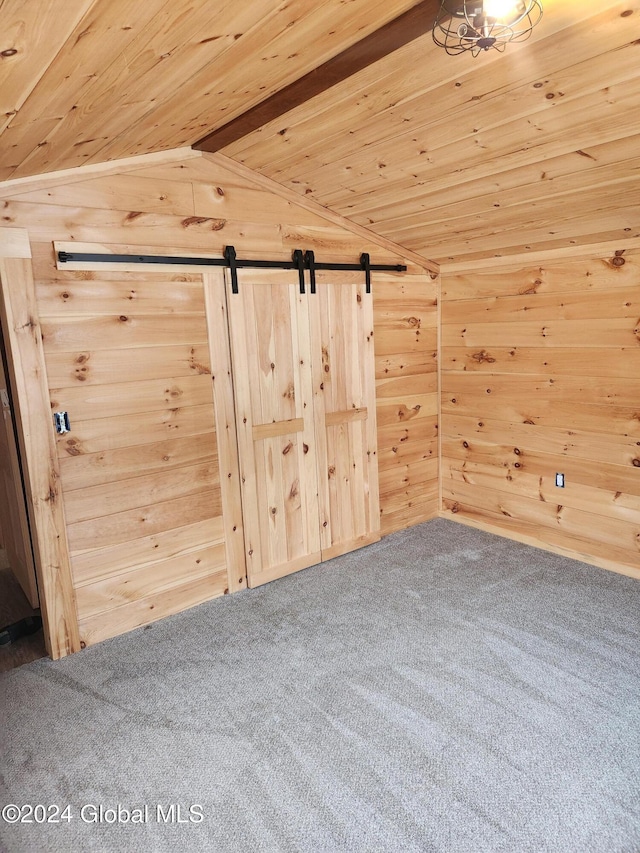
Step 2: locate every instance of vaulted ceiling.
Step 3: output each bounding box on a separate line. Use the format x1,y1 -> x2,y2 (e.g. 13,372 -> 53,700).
1,0 -> 639,265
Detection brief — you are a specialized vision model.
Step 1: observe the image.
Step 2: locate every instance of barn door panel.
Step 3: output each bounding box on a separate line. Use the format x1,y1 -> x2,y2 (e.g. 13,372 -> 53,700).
310,272 -> 380,560
225,269 -> 321,588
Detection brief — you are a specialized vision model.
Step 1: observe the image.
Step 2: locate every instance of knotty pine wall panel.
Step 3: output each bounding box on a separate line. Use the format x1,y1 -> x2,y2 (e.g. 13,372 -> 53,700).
37,267 -> 228,647
0,151 -> 438,650
440,248 -> 640,579
373,275 -> 439,536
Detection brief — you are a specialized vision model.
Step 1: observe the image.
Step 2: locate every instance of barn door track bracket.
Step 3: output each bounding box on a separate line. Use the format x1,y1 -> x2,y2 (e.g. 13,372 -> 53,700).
293,249 -> 306,294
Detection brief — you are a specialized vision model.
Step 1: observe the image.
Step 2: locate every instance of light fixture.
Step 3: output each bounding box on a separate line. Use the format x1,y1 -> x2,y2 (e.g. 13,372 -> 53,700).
432,0 -> 542,56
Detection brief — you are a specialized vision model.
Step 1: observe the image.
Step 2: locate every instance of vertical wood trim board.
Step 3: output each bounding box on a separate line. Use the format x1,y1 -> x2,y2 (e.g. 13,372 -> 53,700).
203,271 -> 247,593
0,230 -> 81,658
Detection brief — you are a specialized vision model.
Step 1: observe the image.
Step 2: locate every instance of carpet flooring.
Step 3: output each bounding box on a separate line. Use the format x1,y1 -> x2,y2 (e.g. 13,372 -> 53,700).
1,519 -> 639,853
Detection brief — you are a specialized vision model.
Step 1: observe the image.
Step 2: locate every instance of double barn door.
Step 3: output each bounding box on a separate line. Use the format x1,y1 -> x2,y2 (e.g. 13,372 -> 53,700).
226,268 -> 380,588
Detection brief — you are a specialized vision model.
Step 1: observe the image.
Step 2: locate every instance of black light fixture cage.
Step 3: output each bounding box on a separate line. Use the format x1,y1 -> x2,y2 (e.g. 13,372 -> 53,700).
433,0 -> 542,56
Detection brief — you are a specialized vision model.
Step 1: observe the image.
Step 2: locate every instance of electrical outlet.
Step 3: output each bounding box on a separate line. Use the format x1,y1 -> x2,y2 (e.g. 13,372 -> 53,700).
555,473 -> 565,488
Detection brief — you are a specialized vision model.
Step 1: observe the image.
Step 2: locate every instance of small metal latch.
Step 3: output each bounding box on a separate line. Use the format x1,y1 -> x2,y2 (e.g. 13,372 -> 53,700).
0,389 -> 9,409
53,411 -> 71,434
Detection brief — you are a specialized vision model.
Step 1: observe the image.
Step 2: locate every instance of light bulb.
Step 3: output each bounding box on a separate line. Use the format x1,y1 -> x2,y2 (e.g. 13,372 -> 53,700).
483,0 -> 520,20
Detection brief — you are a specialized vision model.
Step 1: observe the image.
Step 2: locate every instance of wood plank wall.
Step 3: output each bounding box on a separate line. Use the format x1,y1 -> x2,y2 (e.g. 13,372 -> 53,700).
374,274 -> 438,535
0,151 -> 438,650
440,248 -> 640,579
41,270 -> 228,648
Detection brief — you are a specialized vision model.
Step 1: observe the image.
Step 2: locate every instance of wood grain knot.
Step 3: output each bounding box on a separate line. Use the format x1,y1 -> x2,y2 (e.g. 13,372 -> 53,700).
182,216 -> 227,230
471,350 -> 495,363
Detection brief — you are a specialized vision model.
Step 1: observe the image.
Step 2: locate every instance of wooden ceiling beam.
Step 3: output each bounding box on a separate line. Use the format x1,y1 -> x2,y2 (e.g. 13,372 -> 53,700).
193,0 -> 439,153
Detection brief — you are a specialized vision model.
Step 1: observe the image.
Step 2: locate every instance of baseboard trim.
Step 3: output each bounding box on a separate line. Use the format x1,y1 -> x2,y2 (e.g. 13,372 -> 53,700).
439,510 -> 640,581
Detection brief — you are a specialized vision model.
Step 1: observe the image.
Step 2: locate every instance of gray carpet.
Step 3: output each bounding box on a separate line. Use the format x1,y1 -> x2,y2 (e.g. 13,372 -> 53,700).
1,519 -> 639,853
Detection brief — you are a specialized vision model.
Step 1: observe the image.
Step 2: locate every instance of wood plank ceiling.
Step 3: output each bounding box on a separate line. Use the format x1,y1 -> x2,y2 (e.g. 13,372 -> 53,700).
1,0 -> 639,264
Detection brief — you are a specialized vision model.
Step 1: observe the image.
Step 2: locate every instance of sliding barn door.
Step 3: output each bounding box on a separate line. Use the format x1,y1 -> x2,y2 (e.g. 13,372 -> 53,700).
225,269 -> 321,587
311,272 -> 380,560
225,267 -> 380,587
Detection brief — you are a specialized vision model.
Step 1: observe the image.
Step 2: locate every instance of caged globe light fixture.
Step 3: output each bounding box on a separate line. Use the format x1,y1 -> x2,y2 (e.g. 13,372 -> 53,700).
432,0 -> 543,56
